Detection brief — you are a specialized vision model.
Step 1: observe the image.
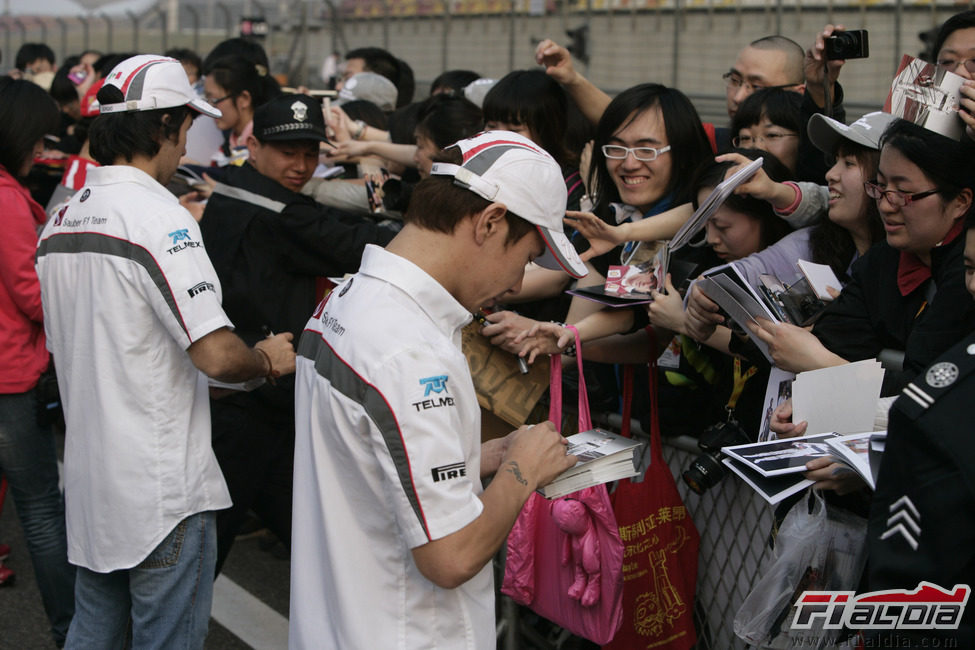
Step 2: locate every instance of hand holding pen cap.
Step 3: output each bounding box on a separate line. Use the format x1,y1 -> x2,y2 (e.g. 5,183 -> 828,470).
474,311 -> 530,374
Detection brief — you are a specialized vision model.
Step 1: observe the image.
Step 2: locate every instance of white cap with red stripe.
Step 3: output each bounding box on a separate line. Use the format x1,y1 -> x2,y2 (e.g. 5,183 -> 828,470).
99,54 -> 222,119
429,130 -> 588,279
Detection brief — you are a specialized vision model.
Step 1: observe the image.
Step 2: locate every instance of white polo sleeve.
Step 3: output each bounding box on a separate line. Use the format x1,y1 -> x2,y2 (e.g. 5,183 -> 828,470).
140,207 -> 233,348
369,343 -> 483,549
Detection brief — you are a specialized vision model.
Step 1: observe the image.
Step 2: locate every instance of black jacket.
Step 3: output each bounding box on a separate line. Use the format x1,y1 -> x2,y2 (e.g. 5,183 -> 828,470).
199,163 -> 395,409
812,233 -> 975,395
866,330 -> 975,647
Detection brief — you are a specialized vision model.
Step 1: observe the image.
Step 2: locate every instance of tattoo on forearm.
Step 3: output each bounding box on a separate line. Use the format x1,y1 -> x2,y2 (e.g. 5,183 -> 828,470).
505,461 -> 528,486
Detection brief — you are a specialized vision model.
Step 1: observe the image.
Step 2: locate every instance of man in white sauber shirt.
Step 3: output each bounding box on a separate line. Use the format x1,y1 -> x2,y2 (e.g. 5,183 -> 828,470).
291,131 -> 588,649
35,55 -> 295,649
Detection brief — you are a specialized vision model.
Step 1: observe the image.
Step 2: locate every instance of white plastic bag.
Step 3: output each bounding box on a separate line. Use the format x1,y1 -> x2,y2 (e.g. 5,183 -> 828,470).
734,491 -> 867,649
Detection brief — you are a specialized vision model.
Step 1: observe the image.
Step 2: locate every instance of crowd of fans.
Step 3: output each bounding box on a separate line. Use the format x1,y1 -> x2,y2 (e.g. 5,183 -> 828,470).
2,8 -> 975,647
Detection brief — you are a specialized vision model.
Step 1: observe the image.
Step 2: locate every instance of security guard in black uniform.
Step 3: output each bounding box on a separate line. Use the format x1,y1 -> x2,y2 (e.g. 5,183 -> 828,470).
866,220 -> 975,647
199,94 -> 395,573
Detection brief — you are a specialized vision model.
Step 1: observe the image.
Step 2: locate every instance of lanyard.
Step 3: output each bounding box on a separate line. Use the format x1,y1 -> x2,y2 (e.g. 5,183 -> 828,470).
725,357 -> 757,421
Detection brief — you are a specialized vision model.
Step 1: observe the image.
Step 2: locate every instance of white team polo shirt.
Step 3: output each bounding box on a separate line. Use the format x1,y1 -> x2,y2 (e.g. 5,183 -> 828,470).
291,244 -> 494,650
36,165 -> 233,573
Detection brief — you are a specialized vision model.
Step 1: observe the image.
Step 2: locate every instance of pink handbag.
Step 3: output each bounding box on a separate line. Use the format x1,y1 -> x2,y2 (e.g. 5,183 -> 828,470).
501,327 -> 625,645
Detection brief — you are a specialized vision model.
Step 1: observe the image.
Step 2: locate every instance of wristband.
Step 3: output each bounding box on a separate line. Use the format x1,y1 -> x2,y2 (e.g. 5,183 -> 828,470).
255,347 -> 278,386
775,181 -> 802,216
352,119 -> 366,140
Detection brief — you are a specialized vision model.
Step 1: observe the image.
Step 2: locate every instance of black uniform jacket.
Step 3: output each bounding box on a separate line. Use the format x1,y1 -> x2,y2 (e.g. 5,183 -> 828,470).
866,330 -> 975,647
199,163 -> 395,408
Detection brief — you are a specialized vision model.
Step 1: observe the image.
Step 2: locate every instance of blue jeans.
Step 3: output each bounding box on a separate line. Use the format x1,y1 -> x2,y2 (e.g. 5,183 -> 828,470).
65,510 -> 217,650
0,389 -> 75,645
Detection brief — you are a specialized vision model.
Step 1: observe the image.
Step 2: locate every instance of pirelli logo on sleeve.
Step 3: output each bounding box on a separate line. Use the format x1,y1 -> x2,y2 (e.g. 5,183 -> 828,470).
187,281 -> 214,298
431,462 -> 466,483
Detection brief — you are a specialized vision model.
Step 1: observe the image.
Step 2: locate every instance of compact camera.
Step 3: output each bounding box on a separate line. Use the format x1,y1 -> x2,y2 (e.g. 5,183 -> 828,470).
682,421 -> 751,495
824,29 -> 869,61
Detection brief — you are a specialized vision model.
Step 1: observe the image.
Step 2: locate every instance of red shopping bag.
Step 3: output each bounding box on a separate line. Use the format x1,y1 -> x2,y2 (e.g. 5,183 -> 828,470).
604,344 -> 699,650
502,327 -> 624,645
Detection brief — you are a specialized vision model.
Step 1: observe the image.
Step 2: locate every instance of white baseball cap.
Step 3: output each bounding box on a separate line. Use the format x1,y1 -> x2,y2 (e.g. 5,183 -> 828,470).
807,111 -> 897,154
99,54 -> 222,119
430,130 -> 587,279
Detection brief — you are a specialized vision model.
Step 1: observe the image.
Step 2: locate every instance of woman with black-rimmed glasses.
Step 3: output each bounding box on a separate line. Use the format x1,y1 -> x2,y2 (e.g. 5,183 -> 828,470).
750,118 -> 975,400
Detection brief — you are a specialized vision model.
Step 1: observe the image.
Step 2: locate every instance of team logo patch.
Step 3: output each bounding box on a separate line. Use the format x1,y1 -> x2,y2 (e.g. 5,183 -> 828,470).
187,281 -> 214,298
79,188 -> 91,202
166,229 -> 201,255
55,206 -> 67,226
413,375 -> 454,412
420,375 -> 448,396
925,362 -> 958,388
339,277 -> 353,297
432,462 -> 466,483
291,100 -> 308,122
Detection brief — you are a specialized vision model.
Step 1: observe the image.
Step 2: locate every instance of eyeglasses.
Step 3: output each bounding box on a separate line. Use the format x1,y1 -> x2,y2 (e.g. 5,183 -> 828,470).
722,72 -> 803,94
936,57 -> 975,75
205,94 -> 233,107
601,144 -> 671,162
732,132 -> 798,148
863,181 -> 939,207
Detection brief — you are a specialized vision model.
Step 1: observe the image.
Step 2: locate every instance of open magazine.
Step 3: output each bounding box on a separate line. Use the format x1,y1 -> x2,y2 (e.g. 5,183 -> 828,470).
722,431 -> 886,503
538,428 -> 644,499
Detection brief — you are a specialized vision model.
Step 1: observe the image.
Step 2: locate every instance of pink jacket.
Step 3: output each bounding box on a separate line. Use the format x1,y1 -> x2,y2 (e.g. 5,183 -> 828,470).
0,166 -> 49,393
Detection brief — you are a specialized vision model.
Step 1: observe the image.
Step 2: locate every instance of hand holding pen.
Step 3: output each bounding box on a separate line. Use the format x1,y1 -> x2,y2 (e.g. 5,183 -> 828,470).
474,311 -> 530,374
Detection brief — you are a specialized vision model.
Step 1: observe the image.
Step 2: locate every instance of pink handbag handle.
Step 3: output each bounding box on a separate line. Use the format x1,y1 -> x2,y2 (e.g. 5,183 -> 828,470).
548,324 -> 592,433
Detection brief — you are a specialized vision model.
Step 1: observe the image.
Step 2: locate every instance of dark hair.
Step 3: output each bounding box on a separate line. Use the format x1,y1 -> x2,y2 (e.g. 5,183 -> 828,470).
731,88 -> 803,139
387,101 -> 425,145
405,146 -> 535,245
414,94 -> 483,150
430,70 -> 481,97
203,38 -> 269,74
345,47 -> 414,107
933,10 -> 975,61
482,69 -> 574,167
809,140 -> 884,279
590,83 -> 712,218
88,84 -> 192,165
50,57 -> 82,107
205,55 -> 281,112
880,118 -> 975,204
0,77 -> 60,176
692,148 -> 793,250
339,100 -> 388,131
15,43 -> 55,70
165,47 -> 203,79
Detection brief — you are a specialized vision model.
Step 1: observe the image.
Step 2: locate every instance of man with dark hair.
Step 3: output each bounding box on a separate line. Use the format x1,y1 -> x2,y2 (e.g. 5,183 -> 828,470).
36,55 -> 296,648
14,42 -> 55,75
340,46 -> 415,107
289,131 -> 586,648
198,93 -> 395,573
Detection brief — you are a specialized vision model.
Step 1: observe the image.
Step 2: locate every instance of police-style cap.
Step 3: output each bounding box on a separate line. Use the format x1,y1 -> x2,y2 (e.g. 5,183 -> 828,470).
99,54 -> 221,119
253,94 -> 330,144
429,130 -> 587,279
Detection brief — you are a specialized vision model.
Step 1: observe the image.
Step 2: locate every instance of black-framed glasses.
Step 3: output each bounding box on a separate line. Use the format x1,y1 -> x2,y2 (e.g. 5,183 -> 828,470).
936,57 -> 975,75
722,71 -> 802,94
601,144 -> 671,162
205,94 -> 233,107
863,181 -> 939,207
732,132 -> 798,148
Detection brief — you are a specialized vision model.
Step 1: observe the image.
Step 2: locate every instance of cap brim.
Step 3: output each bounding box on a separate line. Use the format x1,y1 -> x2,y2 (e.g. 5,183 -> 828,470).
807,113 -> 876,154
536,226 -> 588,279
258,129 -> 331,144
188,97 -> 223,119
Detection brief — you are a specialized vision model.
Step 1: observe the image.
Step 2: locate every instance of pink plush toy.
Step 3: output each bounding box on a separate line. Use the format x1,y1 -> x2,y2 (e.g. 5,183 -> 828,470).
551,497 -> 602,607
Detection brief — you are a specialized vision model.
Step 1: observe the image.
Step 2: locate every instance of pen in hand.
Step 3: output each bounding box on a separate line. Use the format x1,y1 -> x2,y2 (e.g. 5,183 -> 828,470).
260,325 -> 277,386
473,312 -> 530,374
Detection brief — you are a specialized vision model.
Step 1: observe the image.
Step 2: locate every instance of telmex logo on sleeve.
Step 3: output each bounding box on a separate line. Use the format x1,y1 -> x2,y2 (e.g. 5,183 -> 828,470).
792,582 -> 969,630
413,376 -> 453,412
